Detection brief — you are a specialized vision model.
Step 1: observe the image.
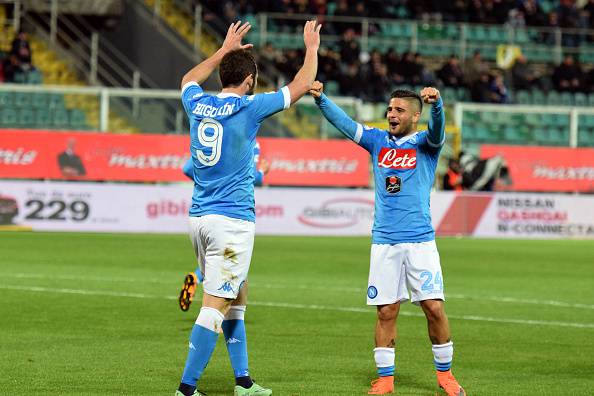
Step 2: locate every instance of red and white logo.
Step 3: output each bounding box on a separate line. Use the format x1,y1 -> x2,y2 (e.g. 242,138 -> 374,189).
378,148 -> 417,169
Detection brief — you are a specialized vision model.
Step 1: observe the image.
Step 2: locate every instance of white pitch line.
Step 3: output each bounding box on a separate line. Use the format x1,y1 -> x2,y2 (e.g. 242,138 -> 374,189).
2,272 -> 594,311
1,284 -> 594,329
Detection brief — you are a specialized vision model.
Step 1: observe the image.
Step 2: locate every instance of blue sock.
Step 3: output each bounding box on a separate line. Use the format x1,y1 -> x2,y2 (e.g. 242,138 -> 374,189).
194,265 -> 204,283
222,306 -> 250,379
180,308 -> 224,387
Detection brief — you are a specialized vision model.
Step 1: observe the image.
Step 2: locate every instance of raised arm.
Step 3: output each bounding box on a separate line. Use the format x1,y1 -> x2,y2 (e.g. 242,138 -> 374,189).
180,21 -> 253,89
420,87 -> 445,147
285,20 -> 321,105
309,81 -> 360,142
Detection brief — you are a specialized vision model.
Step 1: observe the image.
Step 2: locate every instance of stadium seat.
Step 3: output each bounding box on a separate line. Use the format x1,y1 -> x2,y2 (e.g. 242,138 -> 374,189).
546,91 -> 562,106
525,113 -> 540,126
531,89 -> 546,105
325,81 -> 339,96
574,93 -> 588,107
49,93 -> 65,109
17,108 -> 35,127
553,114 -> 569,128
560,92 -> 573,106
31,93 -> 49,109
1,108 -> 18,127
35,109 -> 51,127
487,26 -> 506,43
0,91 -> 12,106
442,87 -> 457,103
467,25 -> 487,42
456,87 -> 470,101
550,128 -> 569,145
514,29 -> 530,44
14,92 -> 32,108
52,109 -> 69,128
516,90 -> 531,104
69,109 -> 87,129
503,126 -> 527,144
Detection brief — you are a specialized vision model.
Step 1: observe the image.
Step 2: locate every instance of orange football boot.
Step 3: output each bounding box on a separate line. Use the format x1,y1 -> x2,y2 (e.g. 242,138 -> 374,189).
437,370 -> 465,396
368,376 -> 394,395
178,272 -> 197,312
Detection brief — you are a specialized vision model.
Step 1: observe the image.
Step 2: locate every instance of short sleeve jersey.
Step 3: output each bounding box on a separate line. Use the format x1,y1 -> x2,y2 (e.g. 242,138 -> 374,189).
181,82 -> 290,221
355,125 -> 443,244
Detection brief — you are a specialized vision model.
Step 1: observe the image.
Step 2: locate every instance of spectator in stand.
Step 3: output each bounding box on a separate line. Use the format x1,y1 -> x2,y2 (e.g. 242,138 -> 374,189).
511,54 -> 542,90
414,53 -> 435,85
339,28 -> 360,65
2,54 -> 20,83
366,62 -> 390,103
470,73 -> 492,102
583,0 -> 594,28
437,55 -> 464,87
10,30 -> 31,64
339,62 -> 363,97
552,54 -> 584,92
586,67 -> 594,92
443,158 -> 463,191
318,47 -> 341,82
557,0 -> 582,46
398,51 -> 422,85
464,50 -> 489,86
384,48 -> 405,85
333,0 -> 356,34
488,73 -> 508,103
506,8 -> 526,29
519,0 -> 547,26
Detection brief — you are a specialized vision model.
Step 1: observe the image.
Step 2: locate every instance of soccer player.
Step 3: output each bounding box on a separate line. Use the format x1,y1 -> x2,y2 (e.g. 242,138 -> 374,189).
178,142 -> 269,312
309,82 -> 465,396
174,20 -> 321,396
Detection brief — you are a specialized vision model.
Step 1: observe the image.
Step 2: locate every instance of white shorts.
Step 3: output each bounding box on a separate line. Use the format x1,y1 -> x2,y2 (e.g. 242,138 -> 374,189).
367,240 -> 445,306
189,214 -> 255,299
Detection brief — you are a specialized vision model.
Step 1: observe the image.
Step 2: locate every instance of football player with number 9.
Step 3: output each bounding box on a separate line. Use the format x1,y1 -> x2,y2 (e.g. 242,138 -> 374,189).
174,20 -> 322,396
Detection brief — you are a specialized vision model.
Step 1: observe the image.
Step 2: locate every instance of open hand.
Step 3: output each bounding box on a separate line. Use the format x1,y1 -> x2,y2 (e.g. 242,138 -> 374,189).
420,87 -> 441,104
222,21 -> 253,53
303,20 -> 322,51
309,80 -> 324,98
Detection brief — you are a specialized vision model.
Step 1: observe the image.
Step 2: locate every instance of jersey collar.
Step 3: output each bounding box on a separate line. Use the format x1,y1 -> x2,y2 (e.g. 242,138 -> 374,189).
389,131 -> 419,146
216,92 -> 241,98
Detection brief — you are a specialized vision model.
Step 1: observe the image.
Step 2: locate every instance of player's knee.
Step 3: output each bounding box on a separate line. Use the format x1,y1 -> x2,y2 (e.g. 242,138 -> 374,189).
377,304 -> 398,322
421,300 -> 445,322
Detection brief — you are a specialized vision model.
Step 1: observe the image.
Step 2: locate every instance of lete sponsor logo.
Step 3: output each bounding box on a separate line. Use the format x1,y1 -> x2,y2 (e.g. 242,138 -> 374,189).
378,148 -> 417,169
298,198 -> 374,228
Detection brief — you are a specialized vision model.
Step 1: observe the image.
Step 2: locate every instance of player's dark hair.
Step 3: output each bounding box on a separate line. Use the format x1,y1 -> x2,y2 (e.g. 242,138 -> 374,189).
219,49 -> 257,88
390,89 -> 423,112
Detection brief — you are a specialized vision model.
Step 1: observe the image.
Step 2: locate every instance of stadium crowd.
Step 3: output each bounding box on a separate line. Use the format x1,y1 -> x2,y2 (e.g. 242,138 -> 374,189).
198,0 -> 594,104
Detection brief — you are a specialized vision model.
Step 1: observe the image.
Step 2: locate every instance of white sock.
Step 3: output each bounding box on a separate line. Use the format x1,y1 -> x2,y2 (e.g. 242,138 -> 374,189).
374,347 -> 395,376
432,341 -> 453,371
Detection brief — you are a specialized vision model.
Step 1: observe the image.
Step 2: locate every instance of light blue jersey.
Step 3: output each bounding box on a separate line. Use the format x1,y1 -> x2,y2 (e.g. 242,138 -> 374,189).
182,142 -> 264,186
182,82 -> 290,221
315,93 -> 445,244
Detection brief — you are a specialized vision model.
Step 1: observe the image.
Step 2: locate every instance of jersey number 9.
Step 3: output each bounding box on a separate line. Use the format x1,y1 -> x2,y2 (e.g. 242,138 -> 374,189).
196,118 -> 223,166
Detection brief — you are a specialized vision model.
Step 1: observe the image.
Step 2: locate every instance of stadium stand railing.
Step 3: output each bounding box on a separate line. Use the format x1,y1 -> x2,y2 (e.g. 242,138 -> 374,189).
455,102 -> 594,148
0,83 -> 365,138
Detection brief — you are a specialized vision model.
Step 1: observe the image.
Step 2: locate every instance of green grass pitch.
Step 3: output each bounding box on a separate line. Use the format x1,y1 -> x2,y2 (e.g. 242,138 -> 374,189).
1,231 -> 593,395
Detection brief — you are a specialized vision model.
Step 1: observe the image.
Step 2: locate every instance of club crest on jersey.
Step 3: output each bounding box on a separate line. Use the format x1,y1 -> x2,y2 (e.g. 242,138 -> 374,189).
378,148 -> 417,169
385,175 -> 401,194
